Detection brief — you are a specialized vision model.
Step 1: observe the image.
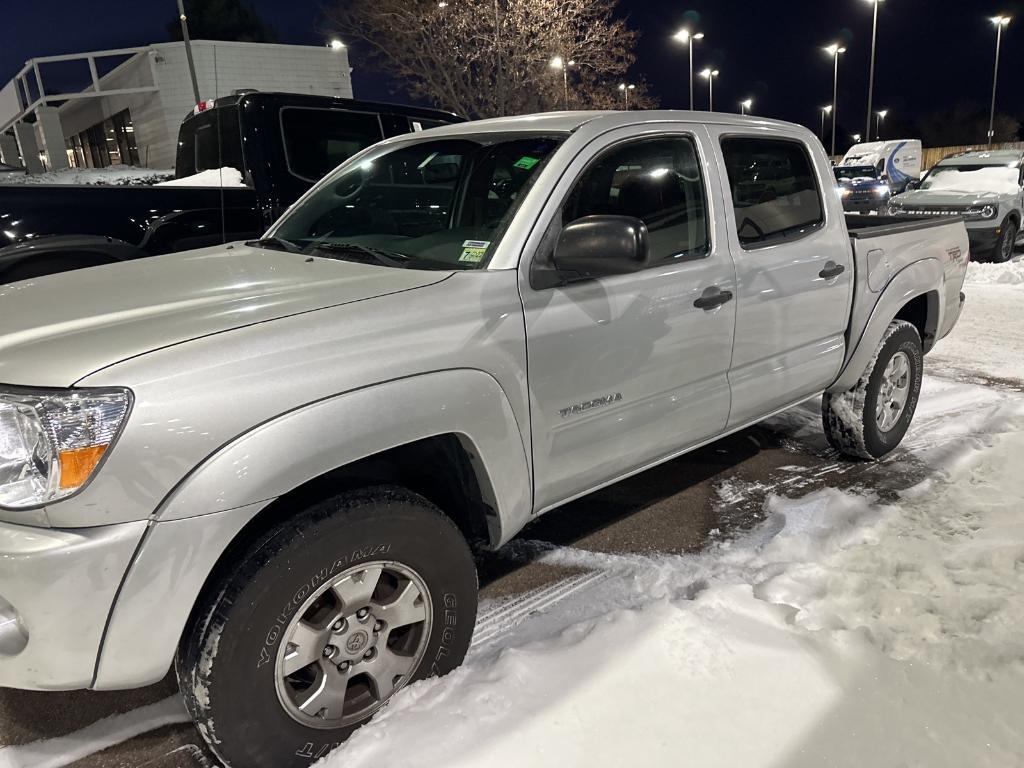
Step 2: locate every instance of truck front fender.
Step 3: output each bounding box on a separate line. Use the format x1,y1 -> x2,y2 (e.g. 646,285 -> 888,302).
154,368 -> 532,538
828,257 -> 943,393
92,369 -> 532,690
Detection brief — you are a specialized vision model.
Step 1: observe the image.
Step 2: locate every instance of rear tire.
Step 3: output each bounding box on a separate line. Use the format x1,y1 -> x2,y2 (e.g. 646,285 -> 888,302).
176,486 -> 478,768
822,320 -> 923,460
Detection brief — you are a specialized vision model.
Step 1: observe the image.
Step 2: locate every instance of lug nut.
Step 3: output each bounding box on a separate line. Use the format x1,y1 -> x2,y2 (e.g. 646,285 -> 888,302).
363,648 -> 377,661
356,607 -> 370,621
373,620 -> 384,633
323,645 -> 337,659
337,660 -> 350,672
332,619 -> 347,633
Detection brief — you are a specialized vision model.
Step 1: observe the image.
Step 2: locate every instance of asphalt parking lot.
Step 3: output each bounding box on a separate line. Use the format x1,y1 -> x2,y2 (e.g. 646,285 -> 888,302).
0,390 -> 941,768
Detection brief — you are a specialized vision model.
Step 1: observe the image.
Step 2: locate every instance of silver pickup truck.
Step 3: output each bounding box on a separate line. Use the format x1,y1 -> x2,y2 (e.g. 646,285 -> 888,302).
0,112 -> 968,768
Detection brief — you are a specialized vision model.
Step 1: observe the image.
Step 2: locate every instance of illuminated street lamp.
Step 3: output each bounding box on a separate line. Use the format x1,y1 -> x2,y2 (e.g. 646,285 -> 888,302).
853,133 -> 862,143
673,29 -> 705,110
863,0 -> 885,141
740,98 -> 753,115
700,68 -> 719,111
820,105 -> 832,141
619,82 -> 636,109
989,15 -> 1011,145
550,56 -> 575,110
825,43 -> 847,157
329,38 -> 345,50
876,109 -> 888,139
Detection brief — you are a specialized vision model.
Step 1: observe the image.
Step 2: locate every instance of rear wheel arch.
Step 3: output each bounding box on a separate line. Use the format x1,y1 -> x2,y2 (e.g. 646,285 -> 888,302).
893,290 -> 940,352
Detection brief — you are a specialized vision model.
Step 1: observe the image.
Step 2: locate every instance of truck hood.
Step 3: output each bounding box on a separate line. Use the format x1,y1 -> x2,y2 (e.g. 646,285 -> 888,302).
893,189 -> 1007,207
0,245 -> 450,387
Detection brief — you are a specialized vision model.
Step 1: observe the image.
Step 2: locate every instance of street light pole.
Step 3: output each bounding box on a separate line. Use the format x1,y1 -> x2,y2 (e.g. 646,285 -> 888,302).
700,69 -> 719,111
618,83 -> 635,109
825,43 -> 847,158
550,56 -> 574,110
864,0 -> 883,142
176,0 -> 201,104
989,16 -> 1011,146
741,99 -> 753,115
821,106 -> 832,141
495,0 -> 503,115
672,29 -> 705,110
876,109 -> 888,139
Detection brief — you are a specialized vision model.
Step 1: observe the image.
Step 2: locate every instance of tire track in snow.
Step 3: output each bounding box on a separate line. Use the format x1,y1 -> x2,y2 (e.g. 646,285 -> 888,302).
0,696 -> 189,768
472,571 -> 609,649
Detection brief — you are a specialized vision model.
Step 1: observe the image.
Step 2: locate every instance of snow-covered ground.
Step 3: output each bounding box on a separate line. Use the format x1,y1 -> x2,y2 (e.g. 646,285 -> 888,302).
323,262 -> 1024,768
0,166 -> 173,186
928,255 -> 1024,384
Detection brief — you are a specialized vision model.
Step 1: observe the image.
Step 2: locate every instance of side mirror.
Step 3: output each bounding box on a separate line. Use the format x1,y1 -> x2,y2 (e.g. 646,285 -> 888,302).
905,179 -> 921,191
552,215 -> 650,282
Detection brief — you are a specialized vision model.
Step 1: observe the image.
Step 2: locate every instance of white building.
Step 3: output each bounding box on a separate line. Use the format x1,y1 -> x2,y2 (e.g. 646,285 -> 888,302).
0,40 -> 353,172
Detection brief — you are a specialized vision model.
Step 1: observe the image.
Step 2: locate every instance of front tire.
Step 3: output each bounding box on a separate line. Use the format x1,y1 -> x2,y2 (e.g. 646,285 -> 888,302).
993,218 -> 1019,263
177,487 -> 478,768
822,320 -> 923,460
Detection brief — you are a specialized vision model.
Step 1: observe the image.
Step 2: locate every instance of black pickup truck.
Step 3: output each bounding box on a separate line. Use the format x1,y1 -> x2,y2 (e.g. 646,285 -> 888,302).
0,92 -> 461,282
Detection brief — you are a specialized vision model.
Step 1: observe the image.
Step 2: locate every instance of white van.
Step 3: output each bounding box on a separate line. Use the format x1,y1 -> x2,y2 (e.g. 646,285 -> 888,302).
841,140 -> 922,193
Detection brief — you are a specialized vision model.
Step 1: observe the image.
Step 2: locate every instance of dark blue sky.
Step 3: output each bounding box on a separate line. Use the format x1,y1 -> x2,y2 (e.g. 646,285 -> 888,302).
5,0 -> 1024,142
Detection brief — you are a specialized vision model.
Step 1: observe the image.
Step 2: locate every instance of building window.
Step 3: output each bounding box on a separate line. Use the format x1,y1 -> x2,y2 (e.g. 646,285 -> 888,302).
70,109 -> 140,168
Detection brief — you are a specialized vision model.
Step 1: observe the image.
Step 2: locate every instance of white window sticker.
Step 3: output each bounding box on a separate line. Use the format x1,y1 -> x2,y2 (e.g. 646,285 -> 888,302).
459,240 -> 490,263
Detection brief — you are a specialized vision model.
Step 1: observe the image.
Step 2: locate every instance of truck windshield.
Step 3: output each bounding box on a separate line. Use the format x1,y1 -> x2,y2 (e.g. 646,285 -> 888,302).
834,166 -> 878,181
270,134 -> 563,270
920,164 -> 1020,195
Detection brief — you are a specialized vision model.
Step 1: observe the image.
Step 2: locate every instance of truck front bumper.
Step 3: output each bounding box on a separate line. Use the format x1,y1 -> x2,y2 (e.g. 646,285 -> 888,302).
0,520 -> 146,690
966,225 -> 1001,257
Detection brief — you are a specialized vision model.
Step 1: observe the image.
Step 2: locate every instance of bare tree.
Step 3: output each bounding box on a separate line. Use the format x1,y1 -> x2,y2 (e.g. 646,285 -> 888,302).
323,0 -> 656,118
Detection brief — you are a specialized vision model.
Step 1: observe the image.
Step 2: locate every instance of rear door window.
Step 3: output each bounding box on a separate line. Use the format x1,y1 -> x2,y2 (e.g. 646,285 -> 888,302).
281,108 -> 385,182
720,137 -> 824,248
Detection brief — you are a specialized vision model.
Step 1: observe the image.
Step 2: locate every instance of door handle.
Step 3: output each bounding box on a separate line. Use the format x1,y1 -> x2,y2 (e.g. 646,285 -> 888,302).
818,262 -> 846,280
694,287 -> 734,311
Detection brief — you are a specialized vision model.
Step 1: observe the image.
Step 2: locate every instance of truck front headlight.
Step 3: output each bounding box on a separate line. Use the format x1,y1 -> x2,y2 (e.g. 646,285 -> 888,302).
0,388 -> 131,509
963,205 -> 998,221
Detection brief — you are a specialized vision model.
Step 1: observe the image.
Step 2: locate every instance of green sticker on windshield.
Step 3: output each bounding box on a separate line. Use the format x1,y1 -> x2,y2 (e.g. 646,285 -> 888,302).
459,240 -> 490,263
513,156 -> 540,170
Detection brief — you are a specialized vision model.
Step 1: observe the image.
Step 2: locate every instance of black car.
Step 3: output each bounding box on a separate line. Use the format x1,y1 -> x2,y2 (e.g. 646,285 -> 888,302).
0,92 -> 462,283
834,165 -> 891,215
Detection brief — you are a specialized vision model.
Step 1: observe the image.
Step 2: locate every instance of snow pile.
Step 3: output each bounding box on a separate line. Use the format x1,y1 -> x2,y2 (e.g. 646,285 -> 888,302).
157,167 -> 246,188
0,166 -> 174,186
965,258 -> 1024,286
323,378 -> 1024,768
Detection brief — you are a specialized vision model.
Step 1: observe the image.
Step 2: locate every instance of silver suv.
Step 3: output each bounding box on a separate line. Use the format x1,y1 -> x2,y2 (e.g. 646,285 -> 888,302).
889,149 -> 1024,262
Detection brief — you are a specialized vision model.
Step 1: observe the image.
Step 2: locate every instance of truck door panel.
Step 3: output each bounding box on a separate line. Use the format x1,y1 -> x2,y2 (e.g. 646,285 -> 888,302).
522,130 -> 737,512
712,132 -> 853,427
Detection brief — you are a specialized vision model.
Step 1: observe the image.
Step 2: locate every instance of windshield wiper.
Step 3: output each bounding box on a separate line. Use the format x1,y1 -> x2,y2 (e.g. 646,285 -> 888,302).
307,242 -> 412,268
246,236 -> 304,254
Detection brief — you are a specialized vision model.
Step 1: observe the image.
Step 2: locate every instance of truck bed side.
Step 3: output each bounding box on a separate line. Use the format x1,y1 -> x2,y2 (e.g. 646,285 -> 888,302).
840,214 -> 969,385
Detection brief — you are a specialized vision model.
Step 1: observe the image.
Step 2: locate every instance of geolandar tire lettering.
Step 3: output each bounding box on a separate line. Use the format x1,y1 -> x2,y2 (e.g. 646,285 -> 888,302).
822,320 -> 923,460
176,486 -> 477,768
